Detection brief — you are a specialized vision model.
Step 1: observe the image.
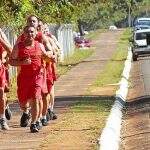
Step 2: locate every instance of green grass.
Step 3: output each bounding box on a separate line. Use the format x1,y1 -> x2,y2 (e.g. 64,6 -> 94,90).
7,77 -> 17,102
92,28 -> 131,87
57,48 -> 94,76
39,97 -> 114,150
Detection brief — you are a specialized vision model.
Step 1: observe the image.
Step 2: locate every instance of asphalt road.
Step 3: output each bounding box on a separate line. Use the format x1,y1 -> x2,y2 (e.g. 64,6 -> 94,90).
121,57 -> 150,150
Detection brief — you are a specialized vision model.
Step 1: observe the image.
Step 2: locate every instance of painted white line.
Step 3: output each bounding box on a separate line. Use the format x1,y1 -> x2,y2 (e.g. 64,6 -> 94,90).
98,47 -> 132,150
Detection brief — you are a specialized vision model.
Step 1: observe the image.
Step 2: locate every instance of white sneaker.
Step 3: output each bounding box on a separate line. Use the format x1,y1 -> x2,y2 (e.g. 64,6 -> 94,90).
0,118 -> 9,130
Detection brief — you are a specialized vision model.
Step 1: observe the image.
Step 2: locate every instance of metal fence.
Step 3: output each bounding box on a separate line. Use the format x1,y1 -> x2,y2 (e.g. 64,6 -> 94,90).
48,24 -> 75,61
1,24 -> 75,79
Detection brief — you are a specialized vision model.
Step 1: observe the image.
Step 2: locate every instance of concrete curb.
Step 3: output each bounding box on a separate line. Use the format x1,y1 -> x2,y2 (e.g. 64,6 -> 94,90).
98,47 -> 132,150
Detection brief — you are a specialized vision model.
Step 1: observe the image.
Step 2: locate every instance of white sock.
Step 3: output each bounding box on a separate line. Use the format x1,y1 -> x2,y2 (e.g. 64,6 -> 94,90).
42,115 -> 46,120
0,114 -> 5,119
49,106 -> 53,112
37,118 -> 41,122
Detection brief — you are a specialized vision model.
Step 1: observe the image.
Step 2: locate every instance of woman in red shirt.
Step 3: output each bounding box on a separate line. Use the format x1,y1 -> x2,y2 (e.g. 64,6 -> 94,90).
10,26 -> 52,133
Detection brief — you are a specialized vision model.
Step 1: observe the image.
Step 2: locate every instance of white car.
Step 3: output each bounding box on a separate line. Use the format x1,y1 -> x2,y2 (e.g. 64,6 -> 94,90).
109,25 -> 117,30
131,29 -> 150,61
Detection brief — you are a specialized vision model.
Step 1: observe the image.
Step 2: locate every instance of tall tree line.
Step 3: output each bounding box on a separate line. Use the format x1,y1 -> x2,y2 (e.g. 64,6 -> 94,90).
0,0 -> 149,31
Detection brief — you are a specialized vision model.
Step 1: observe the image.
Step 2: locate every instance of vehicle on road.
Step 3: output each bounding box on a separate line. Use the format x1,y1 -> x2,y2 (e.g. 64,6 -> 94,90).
134,17 -> 150,31
131,29 -> 150,61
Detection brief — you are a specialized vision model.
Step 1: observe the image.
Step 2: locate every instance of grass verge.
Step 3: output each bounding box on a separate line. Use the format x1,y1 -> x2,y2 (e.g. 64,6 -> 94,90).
7,77 -> 17,102
90,29 -> 131,89
39,97 -> 114,150
57,48 -> 94,76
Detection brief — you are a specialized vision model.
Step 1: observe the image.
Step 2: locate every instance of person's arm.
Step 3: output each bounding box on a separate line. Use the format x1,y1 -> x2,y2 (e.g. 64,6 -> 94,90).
41,34 -> 53,55
51,34 -> 61,49
0,29 -> 12,55
39,43 -> 56,63
9,44 -> 31,66
50,35 -> 62,58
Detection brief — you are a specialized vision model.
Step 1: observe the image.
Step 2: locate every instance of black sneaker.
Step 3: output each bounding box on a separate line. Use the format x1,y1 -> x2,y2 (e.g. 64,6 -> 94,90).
36,120 -> 42,130
51,111 -> 57,120
5,106 -> 12,120
20,112 -> 30,127
46,111 -> 50,121
0,118 -> 9,130
48,109 -> 57,120
30,124 -> 39,133
41,118 -> 48,126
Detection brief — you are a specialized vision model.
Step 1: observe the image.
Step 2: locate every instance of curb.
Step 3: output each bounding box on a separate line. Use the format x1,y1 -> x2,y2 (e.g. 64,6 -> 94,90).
98,47 -> 132,150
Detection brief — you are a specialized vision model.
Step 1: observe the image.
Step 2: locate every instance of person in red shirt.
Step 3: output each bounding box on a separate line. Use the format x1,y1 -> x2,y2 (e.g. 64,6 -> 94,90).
10,26 -> 53,133
13,15 -> 54,128
0,28 -> 12,130
43,24 -> 61,121
39,22 -> 63,122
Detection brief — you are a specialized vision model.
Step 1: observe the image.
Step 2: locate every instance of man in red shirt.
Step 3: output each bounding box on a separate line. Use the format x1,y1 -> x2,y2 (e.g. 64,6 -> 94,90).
10,26 -> 53,133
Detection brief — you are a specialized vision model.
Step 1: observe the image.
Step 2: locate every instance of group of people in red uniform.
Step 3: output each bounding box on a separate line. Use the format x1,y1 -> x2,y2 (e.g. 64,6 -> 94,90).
0,15 -> 61,133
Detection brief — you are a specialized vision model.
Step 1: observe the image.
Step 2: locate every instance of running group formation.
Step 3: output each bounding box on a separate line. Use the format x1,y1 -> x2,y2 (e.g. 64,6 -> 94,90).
0,15 -> 61,133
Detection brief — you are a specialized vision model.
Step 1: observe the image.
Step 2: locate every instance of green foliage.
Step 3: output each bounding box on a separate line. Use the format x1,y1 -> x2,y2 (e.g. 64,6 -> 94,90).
0,0 -> 149,31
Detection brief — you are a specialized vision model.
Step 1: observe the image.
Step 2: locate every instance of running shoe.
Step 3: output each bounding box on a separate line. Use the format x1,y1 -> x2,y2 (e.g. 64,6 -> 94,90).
41,118 -> 48,126
5,105 -> 12,120
0,118 -> 9,130
36,120 -> 42,130
47,109 -> 57,120
20,112 -> 30,127
30,123 -> 39,133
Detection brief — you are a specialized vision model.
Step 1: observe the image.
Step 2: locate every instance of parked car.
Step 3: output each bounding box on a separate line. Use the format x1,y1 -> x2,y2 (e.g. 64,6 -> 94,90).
131,29 -> 150,61
134,17 -> 150,31
134,25 -> 150,31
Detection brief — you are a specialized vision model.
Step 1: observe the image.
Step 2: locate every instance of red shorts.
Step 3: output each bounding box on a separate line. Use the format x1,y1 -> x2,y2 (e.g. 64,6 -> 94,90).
41,67 -> 48,94
17,71 -> 43,106
0,64 -> 7,89
47,79 -> 53,93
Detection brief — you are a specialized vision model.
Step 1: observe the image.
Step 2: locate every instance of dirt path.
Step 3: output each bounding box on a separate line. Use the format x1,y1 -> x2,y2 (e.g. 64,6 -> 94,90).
0,30 -> 123,150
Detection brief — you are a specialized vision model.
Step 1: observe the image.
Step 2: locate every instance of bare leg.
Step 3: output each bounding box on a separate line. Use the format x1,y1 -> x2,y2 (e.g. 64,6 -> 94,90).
0,88 -> 9,130
42,93 -> 49,116
30,98 -> 39,124
38,99 -> 43,119
49,85 -> 54,111
48,85 -> 57,120
0,88 -> 5,117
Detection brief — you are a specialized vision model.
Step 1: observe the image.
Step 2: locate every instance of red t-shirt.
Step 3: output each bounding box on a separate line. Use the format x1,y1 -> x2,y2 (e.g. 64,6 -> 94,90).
17,41 -> 42,76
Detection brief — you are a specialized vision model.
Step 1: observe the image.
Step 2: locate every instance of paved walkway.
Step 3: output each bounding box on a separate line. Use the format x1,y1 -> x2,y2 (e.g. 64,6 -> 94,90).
0,30 -> 123,150
55,30 -> 123,97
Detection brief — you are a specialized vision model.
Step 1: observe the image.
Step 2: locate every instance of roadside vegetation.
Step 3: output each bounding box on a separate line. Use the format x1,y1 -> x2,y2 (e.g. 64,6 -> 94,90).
57,48 -> 94,76
0,1 -> 148,32
39,98 -> 114,150
88,28 -> 131,94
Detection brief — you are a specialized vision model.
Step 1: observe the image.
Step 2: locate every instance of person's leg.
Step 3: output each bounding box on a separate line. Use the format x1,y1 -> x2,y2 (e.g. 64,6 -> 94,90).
48,85 -> 57,120
36,99 -> 43,130
5,94 -> 12,120
20,102 -> 31,127
29,98 -> 39,133
41,93 -> 49,125
0,88 -> 9,130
